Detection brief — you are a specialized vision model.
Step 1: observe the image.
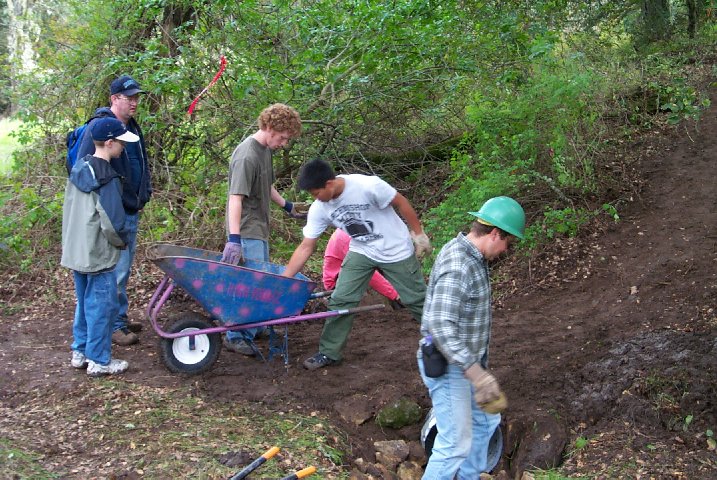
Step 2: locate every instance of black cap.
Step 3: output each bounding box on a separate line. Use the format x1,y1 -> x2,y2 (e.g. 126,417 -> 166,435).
110,75 -> 144,96
90,118 -> 140,142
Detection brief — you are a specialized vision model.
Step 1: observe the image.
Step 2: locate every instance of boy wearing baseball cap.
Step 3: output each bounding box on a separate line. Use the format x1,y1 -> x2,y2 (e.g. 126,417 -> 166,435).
61,118 -> 139,377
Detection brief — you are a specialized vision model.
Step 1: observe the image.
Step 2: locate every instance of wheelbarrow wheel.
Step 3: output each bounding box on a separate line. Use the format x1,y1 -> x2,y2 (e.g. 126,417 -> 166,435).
160,314 -> 221,375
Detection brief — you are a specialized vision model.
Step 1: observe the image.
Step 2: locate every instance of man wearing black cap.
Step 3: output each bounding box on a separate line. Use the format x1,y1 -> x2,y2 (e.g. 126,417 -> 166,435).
76,75 -> 152,346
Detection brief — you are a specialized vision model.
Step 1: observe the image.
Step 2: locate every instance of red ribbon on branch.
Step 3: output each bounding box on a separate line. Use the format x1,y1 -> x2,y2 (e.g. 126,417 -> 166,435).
187,55 -> 227,116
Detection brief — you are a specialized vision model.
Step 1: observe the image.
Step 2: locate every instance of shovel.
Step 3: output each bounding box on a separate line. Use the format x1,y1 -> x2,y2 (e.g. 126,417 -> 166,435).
229,446 -> 280,480
279,466 -> 317,480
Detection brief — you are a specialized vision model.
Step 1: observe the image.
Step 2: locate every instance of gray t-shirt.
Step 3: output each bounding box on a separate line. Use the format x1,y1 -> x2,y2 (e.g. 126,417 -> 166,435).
226,137 -> 275,241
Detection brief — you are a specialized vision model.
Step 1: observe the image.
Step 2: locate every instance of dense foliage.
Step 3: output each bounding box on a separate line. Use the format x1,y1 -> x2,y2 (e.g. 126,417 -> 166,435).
1,0 -> 715,272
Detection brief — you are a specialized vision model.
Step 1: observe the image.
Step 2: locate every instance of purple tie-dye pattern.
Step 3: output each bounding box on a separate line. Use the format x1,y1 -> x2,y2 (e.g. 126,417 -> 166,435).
155,246 -> 316,326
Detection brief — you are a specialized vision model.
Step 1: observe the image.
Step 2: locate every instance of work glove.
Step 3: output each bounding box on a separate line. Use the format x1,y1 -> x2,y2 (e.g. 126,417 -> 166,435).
388,297 -> 405,310
480,391 -> 508,415
410,231 -> 433,259
283,201 -> 310,219
221,240 -> 244,265
464,363 -> 507,414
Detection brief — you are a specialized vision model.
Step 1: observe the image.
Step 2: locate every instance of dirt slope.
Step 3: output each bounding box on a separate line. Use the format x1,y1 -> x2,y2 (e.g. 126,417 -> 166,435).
1,89 -> 715,479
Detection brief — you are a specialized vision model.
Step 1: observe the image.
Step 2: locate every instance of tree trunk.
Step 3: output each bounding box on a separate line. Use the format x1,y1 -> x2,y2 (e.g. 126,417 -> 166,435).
6,0 -> 38,72
642,0 -> 672,42
685,0 -> 705,38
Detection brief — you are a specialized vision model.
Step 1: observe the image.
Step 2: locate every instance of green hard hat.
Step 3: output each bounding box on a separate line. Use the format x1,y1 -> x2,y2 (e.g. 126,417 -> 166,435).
469,196 -> 526,239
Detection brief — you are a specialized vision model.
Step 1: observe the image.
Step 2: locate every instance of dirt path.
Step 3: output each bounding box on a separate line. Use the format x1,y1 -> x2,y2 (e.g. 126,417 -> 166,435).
1,90 -> 715,478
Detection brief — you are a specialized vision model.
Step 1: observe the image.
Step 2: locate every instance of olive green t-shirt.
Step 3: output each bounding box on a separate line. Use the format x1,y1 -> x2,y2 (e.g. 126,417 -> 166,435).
226,137 -> 275,241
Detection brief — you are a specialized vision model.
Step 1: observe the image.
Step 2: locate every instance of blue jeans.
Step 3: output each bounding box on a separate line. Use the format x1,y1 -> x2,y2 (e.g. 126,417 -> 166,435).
71,269 -> 118,365
113,212 -> 138,332
226,237 -> 268,343
418,360 -> 501,480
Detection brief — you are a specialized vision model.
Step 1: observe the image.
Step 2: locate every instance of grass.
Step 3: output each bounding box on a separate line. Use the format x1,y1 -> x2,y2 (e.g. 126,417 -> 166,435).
530,470 -> 582,480
0,118 -> 21,175
0,380 -> 351,479
0,438 -> 59,479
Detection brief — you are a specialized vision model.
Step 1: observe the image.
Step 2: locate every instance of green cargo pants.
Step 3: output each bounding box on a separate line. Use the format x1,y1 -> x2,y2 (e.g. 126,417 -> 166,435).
319,251 -> 426,360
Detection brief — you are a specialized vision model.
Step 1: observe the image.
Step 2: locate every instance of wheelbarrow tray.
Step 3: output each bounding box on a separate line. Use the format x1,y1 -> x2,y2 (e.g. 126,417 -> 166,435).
148,244 -> 316,325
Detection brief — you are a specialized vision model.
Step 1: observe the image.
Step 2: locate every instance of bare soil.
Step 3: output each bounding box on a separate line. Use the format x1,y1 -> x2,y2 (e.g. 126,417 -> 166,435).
1,90 -> 716,479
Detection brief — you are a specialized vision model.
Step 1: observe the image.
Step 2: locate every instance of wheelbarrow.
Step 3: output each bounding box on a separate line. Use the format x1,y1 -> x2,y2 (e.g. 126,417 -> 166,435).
145,244 -> 384,375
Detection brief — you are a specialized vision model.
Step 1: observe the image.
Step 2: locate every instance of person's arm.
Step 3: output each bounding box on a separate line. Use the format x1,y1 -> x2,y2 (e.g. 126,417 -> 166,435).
391,192 -> 431,257
272,185 -> 308,218
270,186 -> 286,208
322,255 -> 341,290
390,192 -> 423,234
227,194 -> 244,235
282,237 -> 319,278
368,271 -> 399,300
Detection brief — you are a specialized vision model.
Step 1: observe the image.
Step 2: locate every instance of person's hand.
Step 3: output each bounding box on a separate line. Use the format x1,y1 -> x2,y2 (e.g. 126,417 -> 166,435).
480,391 -> 508,414
388,296 -> 405,310
411,231 -> 432,259
283,201 -> 310,219
464,363 -> 507,413
221,241 -> 244,265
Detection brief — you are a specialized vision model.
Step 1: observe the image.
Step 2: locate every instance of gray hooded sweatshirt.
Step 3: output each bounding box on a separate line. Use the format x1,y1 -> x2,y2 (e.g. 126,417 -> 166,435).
61,154 -> 129,273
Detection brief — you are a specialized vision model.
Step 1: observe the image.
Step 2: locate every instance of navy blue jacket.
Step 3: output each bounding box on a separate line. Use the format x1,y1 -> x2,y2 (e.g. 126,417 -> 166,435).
76,107 -> 152,214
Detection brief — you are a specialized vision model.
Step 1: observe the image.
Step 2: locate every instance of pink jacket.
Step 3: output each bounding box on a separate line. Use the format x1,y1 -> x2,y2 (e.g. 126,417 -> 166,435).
322,229 -> 399,300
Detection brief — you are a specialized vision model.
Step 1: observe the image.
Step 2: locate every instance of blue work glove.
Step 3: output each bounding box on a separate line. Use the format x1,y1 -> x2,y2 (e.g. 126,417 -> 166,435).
221,235 -> 244,265
283,201 -> 309,219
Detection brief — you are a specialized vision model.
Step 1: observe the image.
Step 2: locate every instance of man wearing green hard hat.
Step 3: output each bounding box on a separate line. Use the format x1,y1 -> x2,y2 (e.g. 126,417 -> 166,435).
417,196 -> 525,479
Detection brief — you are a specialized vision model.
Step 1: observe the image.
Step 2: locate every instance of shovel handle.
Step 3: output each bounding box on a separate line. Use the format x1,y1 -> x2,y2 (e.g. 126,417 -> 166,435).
279,466 -> 317,480
229,446 -> 280,480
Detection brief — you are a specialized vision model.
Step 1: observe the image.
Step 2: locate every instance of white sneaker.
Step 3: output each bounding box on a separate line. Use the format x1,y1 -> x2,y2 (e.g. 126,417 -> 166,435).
87,358 -> 129,377
71,351 -> 88,369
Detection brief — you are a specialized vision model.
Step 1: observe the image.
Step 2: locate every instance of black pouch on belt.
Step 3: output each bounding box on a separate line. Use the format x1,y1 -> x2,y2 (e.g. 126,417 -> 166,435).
422,342 -> 447,378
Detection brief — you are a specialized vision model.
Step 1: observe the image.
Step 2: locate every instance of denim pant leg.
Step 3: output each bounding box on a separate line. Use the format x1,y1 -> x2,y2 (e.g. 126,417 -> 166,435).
84,270 -> 118,365
320,252 -> 374,360
71,271 -> 88,353
456,402 -> 501,479
419,361 -> 502,479
377,255 -> 426,323
226,237 -> 269,343
113,212 -> 139,332
419,362 -> 473,480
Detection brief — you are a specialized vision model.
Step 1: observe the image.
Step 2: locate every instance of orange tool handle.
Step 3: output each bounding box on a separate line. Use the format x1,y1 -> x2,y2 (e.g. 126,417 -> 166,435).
279,466 -> 317,480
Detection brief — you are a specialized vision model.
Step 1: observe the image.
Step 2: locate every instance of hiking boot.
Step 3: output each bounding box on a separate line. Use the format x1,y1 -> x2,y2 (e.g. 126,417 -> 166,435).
112,328 -> 139,346
87,358 -> 129,377
223,336 -> 256,356
71,350 -> 88,369
126,321 -> 144,333
303,352 -> 338,370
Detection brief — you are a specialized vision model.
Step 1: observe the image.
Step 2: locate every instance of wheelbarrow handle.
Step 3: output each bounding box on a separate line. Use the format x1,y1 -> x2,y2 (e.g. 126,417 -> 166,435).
228,446 -> 280,480
279,466 -> 317,480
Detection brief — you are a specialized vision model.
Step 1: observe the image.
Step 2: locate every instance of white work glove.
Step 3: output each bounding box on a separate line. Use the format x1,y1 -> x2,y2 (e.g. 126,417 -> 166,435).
410,231 -> 432,259
464,363 -> 508,414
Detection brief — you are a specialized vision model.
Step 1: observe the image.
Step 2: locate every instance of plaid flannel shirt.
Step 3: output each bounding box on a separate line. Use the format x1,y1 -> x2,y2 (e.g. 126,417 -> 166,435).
420,233 -> 492,370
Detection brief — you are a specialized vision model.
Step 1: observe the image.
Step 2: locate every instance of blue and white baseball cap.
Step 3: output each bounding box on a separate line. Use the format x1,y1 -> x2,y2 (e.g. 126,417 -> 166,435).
90,118 -> 140,142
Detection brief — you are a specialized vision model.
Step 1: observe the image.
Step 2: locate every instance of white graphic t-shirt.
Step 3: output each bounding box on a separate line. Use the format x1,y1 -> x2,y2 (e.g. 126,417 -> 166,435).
303,174 -> 415,263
